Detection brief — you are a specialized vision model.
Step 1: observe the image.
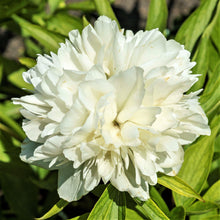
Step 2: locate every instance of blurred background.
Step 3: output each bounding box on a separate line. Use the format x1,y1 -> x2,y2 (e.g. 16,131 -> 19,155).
0,0 -> 200,61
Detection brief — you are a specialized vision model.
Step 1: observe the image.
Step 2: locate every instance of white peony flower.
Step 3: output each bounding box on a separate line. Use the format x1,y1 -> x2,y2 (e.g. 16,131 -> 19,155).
13,16 -> 210,202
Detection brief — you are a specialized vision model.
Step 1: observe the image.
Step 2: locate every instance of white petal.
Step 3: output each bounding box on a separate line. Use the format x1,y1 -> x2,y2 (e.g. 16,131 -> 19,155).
58,162 -> 100,202
130,107 -> 161,126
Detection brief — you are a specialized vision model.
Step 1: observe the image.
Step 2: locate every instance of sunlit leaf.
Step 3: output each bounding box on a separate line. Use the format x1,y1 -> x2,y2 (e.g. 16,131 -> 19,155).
93,0 -> 120,27
82,15 -> 90,27
145,0 -> 168,32
186,201 -> 219,215
211,2 -> 220,53
8,68 -> 33,90
12,14 -> 64,52
175,0 -> 218,51
19,57 -> 36,68
149,187 -> 170,216
88,184 -> 126,220
0,105 -> 25,141
66,0 -> 115,11
200,63 -> 220,119
48,0 -> 65,15
46,12 -> 83,36
66,0 -> 96,11
135,198 -> 169,220
173,115 -> 220,207
158,175 -> 204,201
36,199 -> 69,220
189,180 -> 220,219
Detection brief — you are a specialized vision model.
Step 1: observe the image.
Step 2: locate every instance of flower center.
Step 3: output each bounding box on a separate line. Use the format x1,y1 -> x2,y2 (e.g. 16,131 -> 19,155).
112,120 -> 120,128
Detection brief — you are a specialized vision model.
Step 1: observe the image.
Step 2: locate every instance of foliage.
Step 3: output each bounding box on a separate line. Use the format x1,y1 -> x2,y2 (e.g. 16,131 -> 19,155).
0,0 -> 219,219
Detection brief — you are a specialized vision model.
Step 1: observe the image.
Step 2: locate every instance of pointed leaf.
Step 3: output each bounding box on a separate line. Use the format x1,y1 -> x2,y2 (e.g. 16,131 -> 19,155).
19,57 -> 36,68
46,12 -> 83,36
173,115 -> 220,207
8,68 -> 34,90
187,181 -> 220,218
36,199 -> 69,220
203,180 -> 220,203
12,14 -> 64,52
200,63 -> 220,119
82,15 -> 90,27
158,175 -> 204,201
186,201 -> 219,215
175,0 -> 218,51
88,184 -> 126,220
145,0 -> 168,32
134,198 -> 169,220
67,213 -> 89,220
66,0 -> 96,11
149,187 -> 170,216
170,206 -> 185,220
0,105 -> 25,140
211,2 -> 220,53
93,0 -> 120,27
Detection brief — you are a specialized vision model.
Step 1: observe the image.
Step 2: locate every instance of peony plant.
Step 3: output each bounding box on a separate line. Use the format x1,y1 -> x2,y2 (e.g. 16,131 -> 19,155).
13,16 -> 210,203
0,0 -> 219,219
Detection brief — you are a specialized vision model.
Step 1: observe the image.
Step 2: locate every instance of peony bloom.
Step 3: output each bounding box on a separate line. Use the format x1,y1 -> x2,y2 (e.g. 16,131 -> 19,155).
13,16 -> 210,202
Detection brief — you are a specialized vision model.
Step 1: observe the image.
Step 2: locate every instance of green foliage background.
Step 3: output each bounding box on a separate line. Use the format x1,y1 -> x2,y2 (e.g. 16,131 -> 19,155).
0,0 -> 219,219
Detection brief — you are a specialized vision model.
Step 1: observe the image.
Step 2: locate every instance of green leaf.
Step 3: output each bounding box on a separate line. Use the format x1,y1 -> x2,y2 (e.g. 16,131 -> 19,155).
0,172 -> 38,220
125,193 -> 148,219
190,1 -> 220,92
0,58 -> 3,85
93,0 -> 120,27
92,184 -> 106,197
0,132 -> 11,163
31,171 -> 56,191
8,68 -> 34,90
19,57 -> 36,68
46,12 -> 83,36
125,208 -> 147,220
0,131 -> 37,219
200,63 -> 220,119
158,175 -> 204,201
173,115 -> 220,207
24,38 -> 43,58
66,0 -> 96,11
175,0 -> 218,51
145,0 -> 168,32
48,0 -> 65,15
82,15 -> 90,27
12,14 -> 65,53
170,206 -> 185,220
135,198 -> 169,220
66,0 -> 115,11
36,199 -> 69,220
0,105 -> 25,141
88,184 -> 126,220
208,41 -> 220,73
0,0 -> 29,20
189,37 -> 209,92
0,101 -> 21,119
149,187 -> 170,216
188,181 -> 220,219
203,180 -> 220,204
68,213 -> 89,220
211,3 -> 220,53
186,201 -> 219,215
